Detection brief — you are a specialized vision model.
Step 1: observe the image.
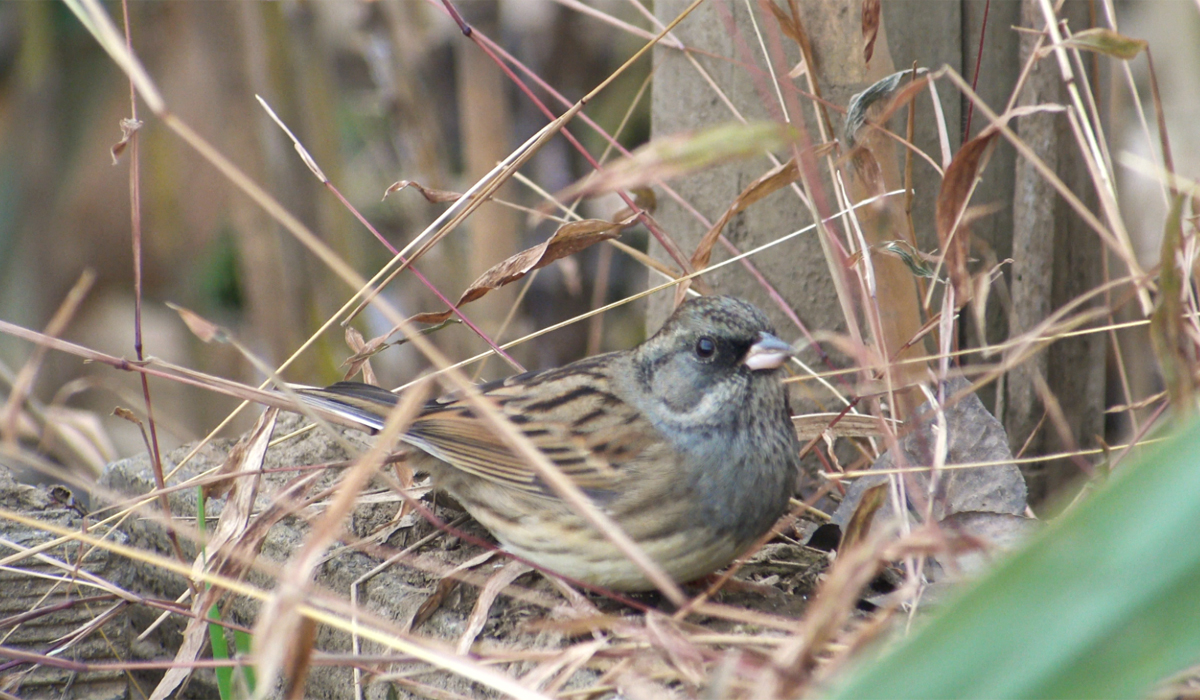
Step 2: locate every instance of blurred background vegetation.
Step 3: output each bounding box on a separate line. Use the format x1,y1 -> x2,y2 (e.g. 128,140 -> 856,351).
0,1 -> 658,465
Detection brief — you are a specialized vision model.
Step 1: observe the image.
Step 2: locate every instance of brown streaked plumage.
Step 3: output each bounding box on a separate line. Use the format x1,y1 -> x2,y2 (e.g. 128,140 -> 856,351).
294,295 -> 800,591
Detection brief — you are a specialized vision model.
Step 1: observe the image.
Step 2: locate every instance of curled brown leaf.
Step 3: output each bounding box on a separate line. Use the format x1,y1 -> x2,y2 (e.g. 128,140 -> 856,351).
411,213 -> 638,326
459,216 -> 633,305
765,0 -> 815,70
841,483 -> 888,552
935,131 -> 999,303
167,302 -> 227,343
692,159 -> 801,272
343,326 -> 378,385
862,0 -> 881,64
674,158 -> 802,305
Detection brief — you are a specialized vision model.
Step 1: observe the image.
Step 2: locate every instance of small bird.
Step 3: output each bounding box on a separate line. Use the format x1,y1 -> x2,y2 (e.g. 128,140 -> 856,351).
294,295 -> 800,591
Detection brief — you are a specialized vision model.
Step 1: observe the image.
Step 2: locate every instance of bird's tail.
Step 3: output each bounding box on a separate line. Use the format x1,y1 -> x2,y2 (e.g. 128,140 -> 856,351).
289,382 -> 401,432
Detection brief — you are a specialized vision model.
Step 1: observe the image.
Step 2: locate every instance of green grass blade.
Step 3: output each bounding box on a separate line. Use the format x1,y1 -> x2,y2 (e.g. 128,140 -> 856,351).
234,629 -> 257,693
825,419 -> 1200,699
199,487 -> 242,699
208,602 -> 235,700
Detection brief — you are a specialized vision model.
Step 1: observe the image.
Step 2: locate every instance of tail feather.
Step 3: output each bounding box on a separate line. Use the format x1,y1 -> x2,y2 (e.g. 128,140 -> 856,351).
291,382 -> 400,432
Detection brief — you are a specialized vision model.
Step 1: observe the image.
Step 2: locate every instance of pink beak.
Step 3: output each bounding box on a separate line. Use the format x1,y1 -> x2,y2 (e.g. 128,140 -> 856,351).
743,332 -> 793,371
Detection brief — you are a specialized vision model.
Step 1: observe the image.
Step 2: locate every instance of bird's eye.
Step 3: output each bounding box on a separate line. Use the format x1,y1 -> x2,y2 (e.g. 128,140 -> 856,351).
695,336 -> 716,359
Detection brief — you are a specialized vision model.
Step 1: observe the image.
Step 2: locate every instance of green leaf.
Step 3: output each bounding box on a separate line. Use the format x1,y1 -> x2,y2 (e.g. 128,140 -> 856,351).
825,418 -> 1200,699
557,121 -> 800,200
234,630 -> 257,694
208,603 -> 235,700
1062,28 -> 1148,61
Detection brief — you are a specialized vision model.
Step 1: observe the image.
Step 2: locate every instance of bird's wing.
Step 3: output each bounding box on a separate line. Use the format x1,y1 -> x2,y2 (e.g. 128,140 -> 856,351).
408,362 -> 662,496
295,369 -> 663,498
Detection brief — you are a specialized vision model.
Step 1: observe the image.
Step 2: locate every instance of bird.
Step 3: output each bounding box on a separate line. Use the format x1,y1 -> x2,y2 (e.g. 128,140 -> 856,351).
293,295 -> 800,591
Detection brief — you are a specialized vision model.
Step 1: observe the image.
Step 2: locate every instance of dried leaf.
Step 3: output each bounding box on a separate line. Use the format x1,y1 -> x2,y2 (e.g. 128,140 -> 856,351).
149,400 -> 277,700
342,326 -> 378,385
844,69 -> 929,146
862,0 -> 881,64
935,131 -> 998,303
257,95 -> 327,182
676,151 -> 822,305
971,270 -> 993,352
765,0 -> 815,71
457,214 -> 634,306
693,159 -> 800,271
844,146 -> 887,197
226,470 -> 326,577
1150,194 -> 1196,415
557,121 -> 799,201
793,413 -> 898,441
608,187 -> 658,222
149,592 -> 219,700
281,617 -> 318,700
207,443 -> 247,503
339,333 -> 388,375
345,325 -> 365,352
841,483 -> 888,552
203,407 -> 275,502
765,0 -> 802,45
900,312 -> 943,354
167,302 -> 227,343
457,560 -> 531,655
413,549 -> 506,633
832,377 -> 1027,530
411,577 -> 460,631
409,210 -> 640,324
410,309 -> 455,325
1062,27 -> 1147,61
207,430 -> 277,584
112,406 -> 142,426
383,179 -> 463,203
110,117 -> 142,164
